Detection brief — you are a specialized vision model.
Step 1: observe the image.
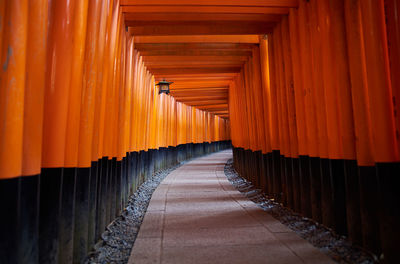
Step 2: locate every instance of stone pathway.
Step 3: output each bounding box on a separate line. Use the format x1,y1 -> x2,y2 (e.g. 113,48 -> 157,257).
128,150 -> 334,264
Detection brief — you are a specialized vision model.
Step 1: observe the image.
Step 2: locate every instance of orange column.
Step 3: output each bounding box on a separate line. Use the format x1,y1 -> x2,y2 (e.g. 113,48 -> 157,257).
309,0 -> 329,160
298,0 -> 318,158
65,0 -> 89,168
22,0 -> 48,176
316,0 -> 341,160
281,16 -> 299,159
0,0 -> 28,179
42,0 -> 75,168
259,36 -> 272,154
103,2 -> 119,158
252,46 -> 267,153
275,24 -> 290,157
344,0 -> 374,166
267,34 -> 280,152
288,8 -> 307,157
117,23 -> 128,160
385,0 -> 400,154
92,0 -> 110,161
360,0 -> 399,162
329,0 -> 357,161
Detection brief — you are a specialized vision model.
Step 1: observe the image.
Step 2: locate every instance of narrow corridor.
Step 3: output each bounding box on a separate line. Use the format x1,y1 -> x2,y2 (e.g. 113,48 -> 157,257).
1,0 -> 399,262
129,150 -> 333,264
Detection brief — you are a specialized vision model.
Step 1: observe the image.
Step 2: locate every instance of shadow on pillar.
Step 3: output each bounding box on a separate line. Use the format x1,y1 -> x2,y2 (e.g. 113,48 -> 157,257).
39,168 -> 63,264
58,168 -> 77,264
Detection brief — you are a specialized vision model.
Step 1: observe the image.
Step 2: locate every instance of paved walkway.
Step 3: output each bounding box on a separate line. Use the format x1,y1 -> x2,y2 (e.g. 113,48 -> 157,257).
129,150 -> 333,264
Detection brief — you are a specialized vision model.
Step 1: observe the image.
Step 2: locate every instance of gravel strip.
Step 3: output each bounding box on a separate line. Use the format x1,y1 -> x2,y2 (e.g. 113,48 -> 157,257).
86,162 -> 185,264
224,158 -> 378,264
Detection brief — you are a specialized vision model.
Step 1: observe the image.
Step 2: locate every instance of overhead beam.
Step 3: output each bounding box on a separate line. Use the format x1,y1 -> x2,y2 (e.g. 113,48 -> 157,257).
171,87 -> 228,91
195,104 -> 229,109
134,35 -> 260,44
125,13 -> 282,22
170,81 -> 233,87
127,21 -> 273,35
138,49 -> 252,56
122,6 -> 290,15
183,100 -> 228,106
170,90 -> 228,96
144,61 -> 244,68
174,96 -> 227,101
135,43 -> 257,51
150,67 -> 241,75
143,56 -> 248,62
200,109 -> 229,113
120,0 -> 299,7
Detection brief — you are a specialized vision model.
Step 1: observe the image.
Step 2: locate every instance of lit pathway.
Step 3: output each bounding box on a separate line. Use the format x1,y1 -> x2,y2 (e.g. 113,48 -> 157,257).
129,150 -> 333,264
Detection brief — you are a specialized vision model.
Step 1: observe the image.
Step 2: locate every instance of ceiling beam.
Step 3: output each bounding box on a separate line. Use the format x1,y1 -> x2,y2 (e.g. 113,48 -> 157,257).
135,43 -> 257,51
170,81 -> 232,87
171,87 -> 228,91
134,35 -> 260,44
145,61 -> 244,68
174,96 -> 227,101
120,0 -> 298,7
195,104 -> 229,109
127,21 -> 273,35
150,67 -> 241,75
125,13 -> 282,22
143,56 -> 248,62
122,5 -> 290,15
139,49 -> 252,56
183,100 -> 228,106
171,90 -> 228,96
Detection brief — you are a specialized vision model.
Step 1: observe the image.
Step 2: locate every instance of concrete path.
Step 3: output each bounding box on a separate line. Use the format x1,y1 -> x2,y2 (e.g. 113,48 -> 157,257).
128,150 -> 334,264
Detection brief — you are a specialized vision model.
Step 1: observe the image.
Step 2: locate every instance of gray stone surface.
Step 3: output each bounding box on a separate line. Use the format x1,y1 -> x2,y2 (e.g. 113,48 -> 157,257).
129,150 -> 334,264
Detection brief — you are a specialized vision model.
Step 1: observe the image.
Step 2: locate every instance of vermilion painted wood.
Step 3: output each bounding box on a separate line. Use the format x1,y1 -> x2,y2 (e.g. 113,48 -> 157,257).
259,37 -> 272,153
316,0 -> 341,160
329,0 -> 357,161
360,0 -> 399,162
288,9 -> 307,157
121,5 -> 290,15
281,17 -> 299,158
385,0 -> 400,155
22,0 -> 48,176
267,33 -> 280,152
0,0 -> 28,179
65,0 -> 89,168
41,0 -> 75,168
120,0 -> 299,7
297,0 -> 317,157
344,0 -> 374,166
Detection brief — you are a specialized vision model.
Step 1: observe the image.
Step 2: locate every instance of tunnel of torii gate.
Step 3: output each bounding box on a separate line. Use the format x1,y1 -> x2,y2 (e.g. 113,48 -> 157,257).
0,0 -> 399,263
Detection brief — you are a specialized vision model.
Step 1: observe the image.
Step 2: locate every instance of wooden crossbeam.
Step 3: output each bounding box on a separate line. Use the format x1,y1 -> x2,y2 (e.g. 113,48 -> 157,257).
127,21 -> 274,35
120,0 -> 299,7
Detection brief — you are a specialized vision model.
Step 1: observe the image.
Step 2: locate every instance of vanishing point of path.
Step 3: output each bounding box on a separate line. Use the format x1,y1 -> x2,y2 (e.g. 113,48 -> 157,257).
128,150 -> 334,264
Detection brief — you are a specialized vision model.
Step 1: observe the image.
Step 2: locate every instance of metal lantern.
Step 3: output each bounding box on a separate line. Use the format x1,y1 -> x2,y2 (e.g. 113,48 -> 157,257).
156,80 -> 173,95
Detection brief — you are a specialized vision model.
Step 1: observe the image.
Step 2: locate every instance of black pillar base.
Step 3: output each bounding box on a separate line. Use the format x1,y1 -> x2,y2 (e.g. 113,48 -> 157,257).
39,168 -> 63,264
299,155 -> 312,218
58,168 -> 77,264
0,177 -> 20,263
320,158 -> 334,229
358,166 -> 381,255
344,160 -> 362,246
18,174 -> 40,264
376,162 -> 400,263
73,167 -> 90,264
88,161 -> 98,251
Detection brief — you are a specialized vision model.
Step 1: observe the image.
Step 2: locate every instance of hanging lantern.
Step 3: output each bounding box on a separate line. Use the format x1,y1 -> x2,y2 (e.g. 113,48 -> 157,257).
156,79 -> 173,95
